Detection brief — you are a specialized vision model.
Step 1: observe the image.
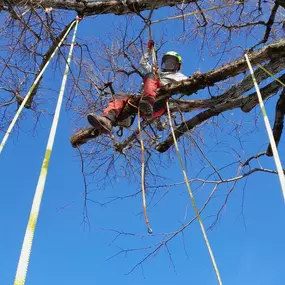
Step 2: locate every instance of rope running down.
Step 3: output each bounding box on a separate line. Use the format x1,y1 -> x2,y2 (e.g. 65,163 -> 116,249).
166,101 -> 223,285
245,54 -> 285,202
13,19 -> 79,285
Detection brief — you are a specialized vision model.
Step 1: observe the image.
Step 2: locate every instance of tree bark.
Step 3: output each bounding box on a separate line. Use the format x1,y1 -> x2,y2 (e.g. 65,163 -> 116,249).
70,39 -> 285,148
266,88 -> 285,156
156,74 -> 285,153
156,38 -> 285,100
70,127 -> 99,147
7,0 -> 197,16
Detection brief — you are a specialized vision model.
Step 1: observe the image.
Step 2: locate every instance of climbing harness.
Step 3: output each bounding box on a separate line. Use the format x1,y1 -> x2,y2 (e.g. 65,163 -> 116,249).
13,19 -> 79,285
245,54 -> 285,201
116,114 -> 136,137
116,127 -> 124,137
0,20 -> 77,155
166,101 -> 223,285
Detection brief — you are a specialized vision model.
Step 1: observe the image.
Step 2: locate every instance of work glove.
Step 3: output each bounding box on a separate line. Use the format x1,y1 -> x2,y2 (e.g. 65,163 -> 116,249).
147,40 -> 155,50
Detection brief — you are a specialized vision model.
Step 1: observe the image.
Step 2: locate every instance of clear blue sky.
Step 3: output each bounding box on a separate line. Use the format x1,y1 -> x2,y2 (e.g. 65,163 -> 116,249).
1,4 -> 285,285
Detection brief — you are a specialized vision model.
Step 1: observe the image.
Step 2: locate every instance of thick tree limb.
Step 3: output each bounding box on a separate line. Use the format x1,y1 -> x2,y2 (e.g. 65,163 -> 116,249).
70,39 -> 285,148
241,74 -> 285,113
156,38 -> 285,100
112,40 -> 285,115
156,74 -> 285,153
170,57 -> 285,113
6,0 -> 197,16
70,75 -> 285,149
267,88 -> 285,156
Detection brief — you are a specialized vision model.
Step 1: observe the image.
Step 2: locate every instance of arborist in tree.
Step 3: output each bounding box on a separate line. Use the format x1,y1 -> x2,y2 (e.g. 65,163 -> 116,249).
87,40 -> 188,134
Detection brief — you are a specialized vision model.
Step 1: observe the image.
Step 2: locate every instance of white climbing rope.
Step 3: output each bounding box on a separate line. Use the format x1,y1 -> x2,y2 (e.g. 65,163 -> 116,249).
13,19 -> 79,285
245,54 -> 285,201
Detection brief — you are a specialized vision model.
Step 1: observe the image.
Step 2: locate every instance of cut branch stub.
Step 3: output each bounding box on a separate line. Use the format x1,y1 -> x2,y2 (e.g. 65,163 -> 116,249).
70,127 -> 99,147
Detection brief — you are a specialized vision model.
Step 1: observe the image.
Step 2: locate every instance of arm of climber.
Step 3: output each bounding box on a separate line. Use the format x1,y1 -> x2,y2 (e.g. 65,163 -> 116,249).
160,71 -> 188,85
139,40 -> 155,75
165,70 -> 201,83
172,72 -> 188,81
139,50 -> 152,74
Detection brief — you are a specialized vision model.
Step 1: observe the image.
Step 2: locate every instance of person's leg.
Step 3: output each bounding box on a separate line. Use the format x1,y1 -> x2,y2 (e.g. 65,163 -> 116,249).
139,73 -> 160,119
87,96 -> 129,134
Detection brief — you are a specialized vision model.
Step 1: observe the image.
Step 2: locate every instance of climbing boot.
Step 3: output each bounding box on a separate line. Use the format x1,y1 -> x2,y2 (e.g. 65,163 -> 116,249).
139,97 -> 154,120
87,114 -> 113,134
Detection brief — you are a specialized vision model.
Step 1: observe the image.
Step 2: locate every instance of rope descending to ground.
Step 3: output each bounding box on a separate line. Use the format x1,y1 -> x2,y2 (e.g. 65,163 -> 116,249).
13,19 -> 79,285
166,101 -> 223,285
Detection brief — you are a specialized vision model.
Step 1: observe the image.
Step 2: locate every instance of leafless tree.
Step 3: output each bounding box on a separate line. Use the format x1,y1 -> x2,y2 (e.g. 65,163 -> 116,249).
1,0 -> 285,273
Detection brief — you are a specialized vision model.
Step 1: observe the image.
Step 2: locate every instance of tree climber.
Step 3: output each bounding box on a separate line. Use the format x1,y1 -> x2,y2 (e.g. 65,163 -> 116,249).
87,40 -> 188,134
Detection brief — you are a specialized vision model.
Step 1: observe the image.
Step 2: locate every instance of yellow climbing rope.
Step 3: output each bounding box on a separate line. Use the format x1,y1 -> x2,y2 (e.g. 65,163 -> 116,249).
256,63 -> 285,88
13,19 -> 79,285
166,101 -> 223,285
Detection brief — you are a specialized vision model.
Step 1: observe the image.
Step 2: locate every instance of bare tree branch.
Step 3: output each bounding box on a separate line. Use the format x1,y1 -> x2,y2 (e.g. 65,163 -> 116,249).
156,73 -> 285,153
